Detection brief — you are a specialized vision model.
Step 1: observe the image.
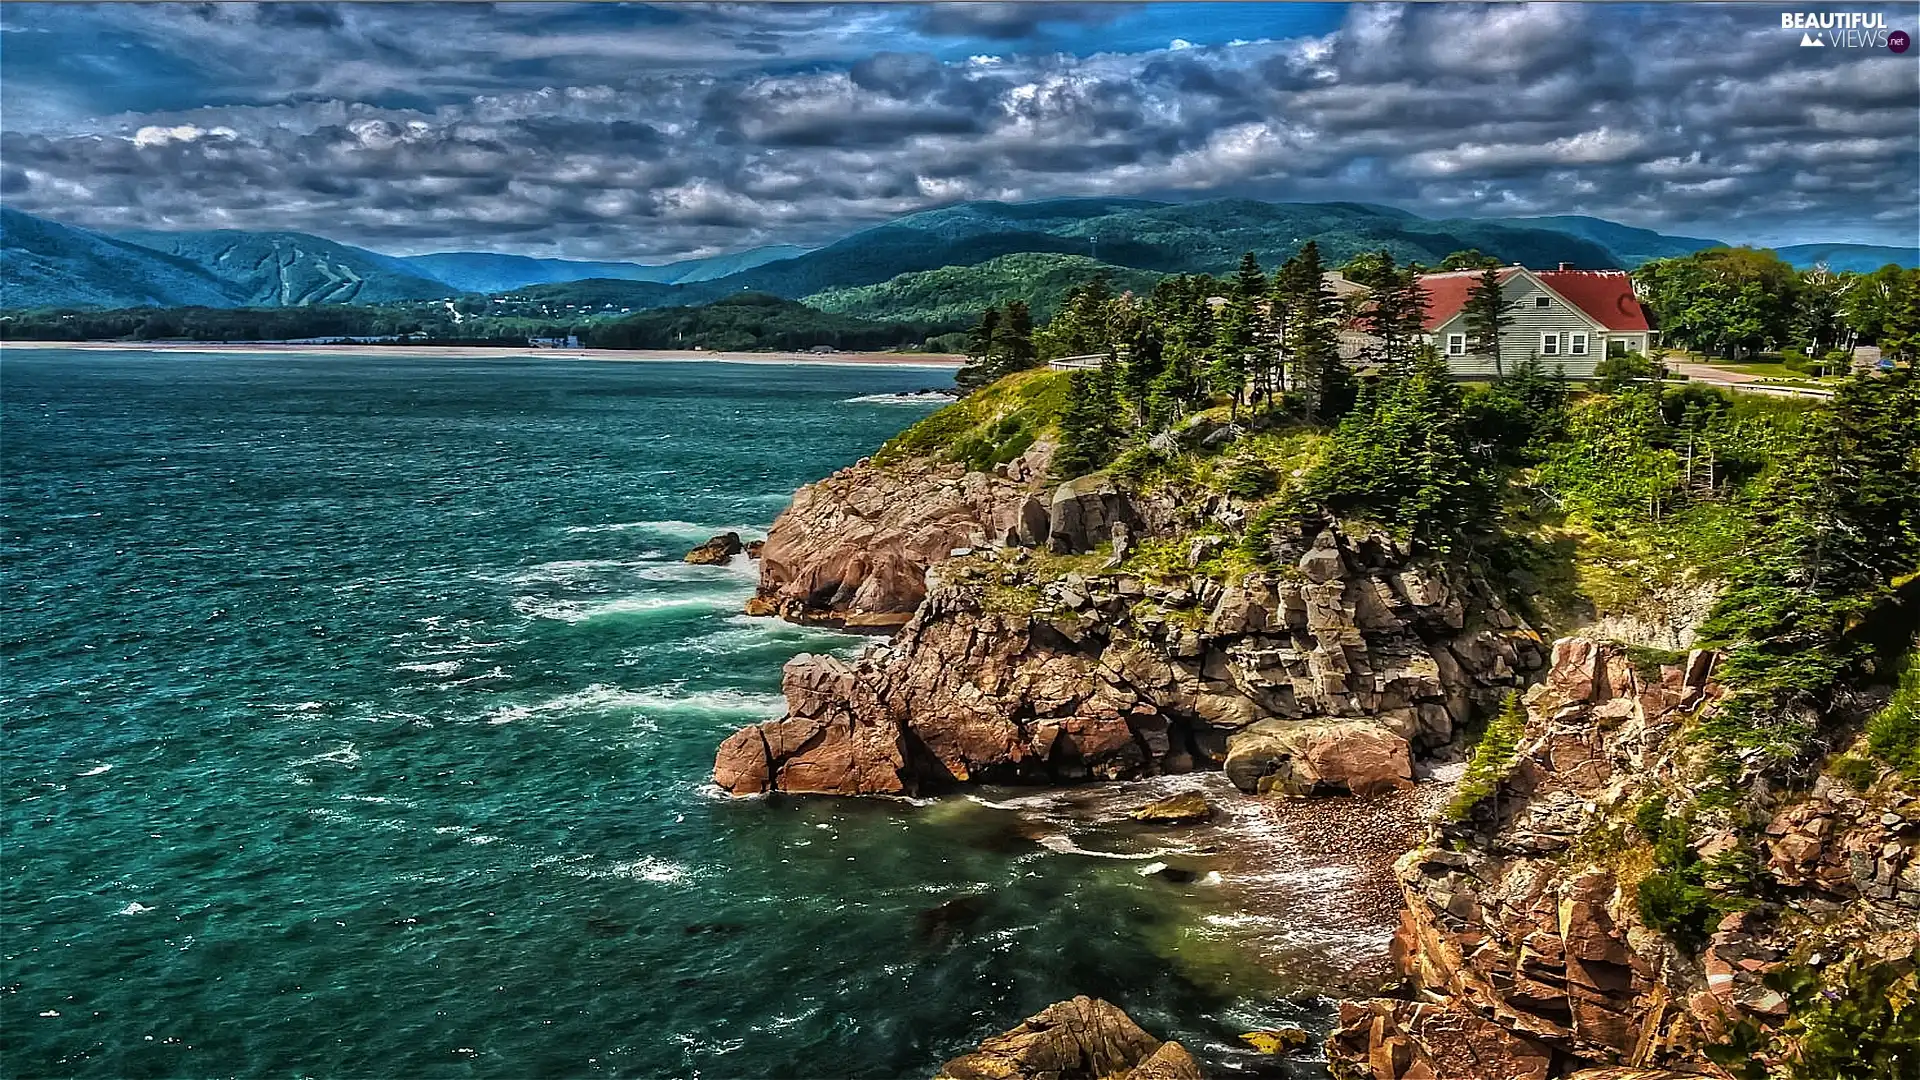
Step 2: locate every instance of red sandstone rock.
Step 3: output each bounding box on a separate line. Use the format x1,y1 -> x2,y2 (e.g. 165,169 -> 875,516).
936,996 -> 1201,1080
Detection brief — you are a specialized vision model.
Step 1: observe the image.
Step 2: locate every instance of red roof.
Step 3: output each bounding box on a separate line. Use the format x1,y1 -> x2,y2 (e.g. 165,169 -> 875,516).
1415,268 -> 1523,332
1533,270 -> 1652,331
1414,267 -> 1650,333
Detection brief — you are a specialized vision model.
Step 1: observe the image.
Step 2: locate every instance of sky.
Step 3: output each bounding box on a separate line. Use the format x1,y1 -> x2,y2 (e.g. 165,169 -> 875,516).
1,2 -> 1915,261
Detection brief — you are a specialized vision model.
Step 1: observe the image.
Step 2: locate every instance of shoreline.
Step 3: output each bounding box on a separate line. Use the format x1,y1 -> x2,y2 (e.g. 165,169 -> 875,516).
0,340 -> 966,369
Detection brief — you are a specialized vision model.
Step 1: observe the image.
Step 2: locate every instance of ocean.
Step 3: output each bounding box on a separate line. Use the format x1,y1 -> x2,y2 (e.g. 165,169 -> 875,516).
0,350 -> 1346,1079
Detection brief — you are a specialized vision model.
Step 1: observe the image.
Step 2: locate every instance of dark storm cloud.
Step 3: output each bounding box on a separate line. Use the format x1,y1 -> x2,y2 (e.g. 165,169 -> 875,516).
913,3 -> 1119,41
0,2 -> 1913,258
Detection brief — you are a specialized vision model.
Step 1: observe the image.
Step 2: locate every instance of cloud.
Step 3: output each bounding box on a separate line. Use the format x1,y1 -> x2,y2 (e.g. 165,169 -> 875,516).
0,2 -> 1912,257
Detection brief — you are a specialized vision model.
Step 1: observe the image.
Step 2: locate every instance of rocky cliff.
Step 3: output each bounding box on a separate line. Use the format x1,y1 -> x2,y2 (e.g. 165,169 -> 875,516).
745,447 -> 1053,628
1327,637 -> 1920,1079
716,513 -> 1543,798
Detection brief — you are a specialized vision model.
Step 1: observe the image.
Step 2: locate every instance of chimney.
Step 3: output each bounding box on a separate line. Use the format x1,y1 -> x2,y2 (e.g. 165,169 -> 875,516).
1558,262 -> 1573,271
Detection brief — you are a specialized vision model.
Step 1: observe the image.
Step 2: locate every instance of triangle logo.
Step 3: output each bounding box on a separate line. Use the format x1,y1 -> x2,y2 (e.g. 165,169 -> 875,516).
1800,31 -> 1825,46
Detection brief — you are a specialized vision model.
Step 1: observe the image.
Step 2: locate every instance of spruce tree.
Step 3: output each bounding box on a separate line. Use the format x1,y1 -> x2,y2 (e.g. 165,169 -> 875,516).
955,306 -> 1001,394
1054,365 -> 1123,479
991,300 -> 1037,378
1281,240 -> 1350,422
1363,259 -> 1431,372
1463,266 -> 1512,375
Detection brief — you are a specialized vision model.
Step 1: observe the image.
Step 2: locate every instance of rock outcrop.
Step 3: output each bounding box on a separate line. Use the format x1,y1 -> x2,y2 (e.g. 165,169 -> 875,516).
749,451 -> 1052,628
935,997 -> 1202,1080
684,531 -> 745,565
1328,636 -> 1920,1078
715,518 -> 1542,796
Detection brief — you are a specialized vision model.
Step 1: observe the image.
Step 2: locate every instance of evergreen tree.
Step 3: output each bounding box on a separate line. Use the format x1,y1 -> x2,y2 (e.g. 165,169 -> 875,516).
1362,260 -> 1431,372
1053,364 -> 1123,479
954,306 -> 1001,394
1463,266 -> 1512,375
1305,344 -> 1484,545
991,300 -> 1037,376
1233,251 -> 1267,301
1277,240 -> 1350,422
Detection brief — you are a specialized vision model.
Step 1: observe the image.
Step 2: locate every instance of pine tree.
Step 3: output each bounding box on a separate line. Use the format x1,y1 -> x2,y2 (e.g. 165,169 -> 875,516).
1463,266 -> 1512,375
1362,259 -> 1431,372
954,306 -> 1001,394
1054,365 -> 1123,479
1234,251 -> 1266,301
1279,240 -> 1350,422
991,300 -> 1037,378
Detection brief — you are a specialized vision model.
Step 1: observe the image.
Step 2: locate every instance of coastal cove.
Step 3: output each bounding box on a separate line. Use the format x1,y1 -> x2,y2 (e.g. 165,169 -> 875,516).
1,349 -> 1384,1080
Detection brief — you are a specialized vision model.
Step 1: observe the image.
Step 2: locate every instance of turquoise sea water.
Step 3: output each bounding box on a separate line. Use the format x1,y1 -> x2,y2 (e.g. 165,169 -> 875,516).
1,350 -> 1338,1079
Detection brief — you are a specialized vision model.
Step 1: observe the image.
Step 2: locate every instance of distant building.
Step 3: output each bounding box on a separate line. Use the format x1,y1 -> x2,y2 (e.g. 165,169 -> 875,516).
809,344 -> 837,354
1339,265 -> 1655,379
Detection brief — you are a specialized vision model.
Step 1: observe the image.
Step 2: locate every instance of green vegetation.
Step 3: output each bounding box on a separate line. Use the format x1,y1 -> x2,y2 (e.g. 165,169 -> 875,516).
872,370 -> 1069,468
1707,949 -> 1920,1080
1866,640 -> 1920,777
1628,796 -> 1757,950
1634,247 -> 1920,362
1691,371 -> 1920,798
582,292 -> 933,352
1444,691 -> 1528,822
802,253 -> 1161,325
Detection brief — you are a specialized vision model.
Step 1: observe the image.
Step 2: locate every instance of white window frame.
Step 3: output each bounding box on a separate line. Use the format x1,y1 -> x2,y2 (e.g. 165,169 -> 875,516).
1570,332 -> 1589,356
1534,295 -> 1550,308
1540,332 -> 1560,356
1446,333 -> 1466,356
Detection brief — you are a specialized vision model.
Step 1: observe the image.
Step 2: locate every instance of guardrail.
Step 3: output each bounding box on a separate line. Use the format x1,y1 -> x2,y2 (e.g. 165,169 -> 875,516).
1046,354 -> 1109,371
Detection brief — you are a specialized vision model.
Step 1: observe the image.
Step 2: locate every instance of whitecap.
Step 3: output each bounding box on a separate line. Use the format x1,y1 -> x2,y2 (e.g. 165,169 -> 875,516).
602,856 -> 689,884
842,392 -> 957,405
512,591 -> 740,624
396,660 -> 462,677
290,743 -> 360,769
115,901 -> 154,916
77,763 -> 113,778
559,520 -> 765,543
481,684 -> 783,726
463,834 -> 504,845
1033,833 -> 1176,860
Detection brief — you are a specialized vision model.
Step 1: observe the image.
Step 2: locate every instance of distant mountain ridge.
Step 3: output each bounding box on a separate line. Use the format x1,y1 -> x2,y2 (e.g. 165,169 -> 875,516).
3,201 -> 1914,313
400,244 -> 809,294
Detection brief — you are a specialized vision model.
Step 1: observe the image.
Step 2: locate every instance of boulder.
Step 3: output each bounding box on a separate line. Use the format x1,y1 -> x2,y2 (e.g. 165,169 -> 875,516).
684,531 -> 744,565
1223,719 -> 1413,797
1049,474 -> 1136,554
935,996 -> 1201,1080
746,540 -> 765,559
1129,792 -> 1214,825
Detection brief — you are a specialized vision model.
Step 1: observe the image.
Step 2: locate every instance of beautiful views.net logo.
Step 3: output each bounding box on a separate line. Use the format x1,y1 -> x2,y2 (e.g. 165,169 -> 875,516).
1781,11 -> 1908,49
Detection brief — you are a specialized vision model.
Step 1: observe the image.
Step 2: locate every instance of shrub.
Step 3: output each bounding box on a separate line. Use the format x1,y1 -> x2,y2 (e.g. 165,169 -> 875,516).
1866,642 -> 1920,778
1829,754 -> 1880,792
1444,691 -> 1528,822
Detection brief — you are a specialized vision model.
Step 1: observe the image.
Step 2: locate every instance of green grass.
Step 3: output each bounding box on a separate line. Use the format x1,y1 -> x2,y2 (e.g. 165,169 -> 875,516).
872,369 -> 1070,468
1866,641 -> 1920,777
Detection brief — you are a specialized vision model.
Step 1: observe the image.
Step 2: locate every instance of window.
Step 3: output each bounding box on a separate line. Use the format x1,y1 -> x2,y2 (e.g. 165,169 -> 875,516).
1570,332 -> 1589,356
1608,338 -> 1629,357
1446,333 -> 1466,356
1534,295 -> 1550,308
1541,333 -> 1560,356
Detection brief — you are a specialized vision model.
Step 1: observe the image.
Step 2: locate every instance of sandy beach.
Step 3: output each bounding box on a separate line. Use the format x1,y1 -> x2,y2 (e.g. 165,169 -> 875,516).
1,340 -> 967,368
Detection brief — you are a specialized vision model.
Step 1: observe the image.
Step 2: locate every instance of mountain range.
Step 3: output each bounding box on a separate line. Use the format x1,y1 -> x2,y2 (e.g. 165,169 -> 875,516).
3,201 -> 1914,313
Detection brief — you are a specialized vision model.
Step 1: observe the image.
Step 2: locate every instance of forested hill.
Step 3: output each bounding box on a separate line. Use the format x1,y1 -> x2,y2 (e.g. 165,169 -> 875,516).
580,293 -> 936,352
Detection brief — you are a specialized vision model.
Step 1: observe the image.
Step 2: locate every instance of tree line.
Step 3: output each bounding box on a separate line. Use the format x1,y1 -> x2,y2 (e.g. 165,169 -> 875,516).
1632,248 -> 1919,363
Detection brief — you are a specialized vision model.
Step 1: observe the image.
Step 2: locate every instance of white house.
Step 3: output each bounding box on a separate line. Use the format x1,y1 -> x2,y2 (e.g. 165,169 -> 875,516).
1418,265 -> 1655,379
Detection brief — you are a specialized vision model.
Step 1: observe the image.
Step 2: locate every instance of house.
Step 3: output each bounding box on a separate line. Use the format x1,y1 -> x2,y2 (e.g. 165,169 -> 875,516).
1419,264 -> 1653,380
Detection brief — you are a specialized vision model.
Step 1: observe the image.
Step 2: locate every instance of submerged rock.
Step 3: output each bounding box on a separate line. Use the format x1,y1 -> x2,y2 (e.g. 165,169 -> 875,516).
1238,1028 -> 1310,1055
685,531 -> 744,565
936,996 -> 1202,1080
1129,792 -> 1214,824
